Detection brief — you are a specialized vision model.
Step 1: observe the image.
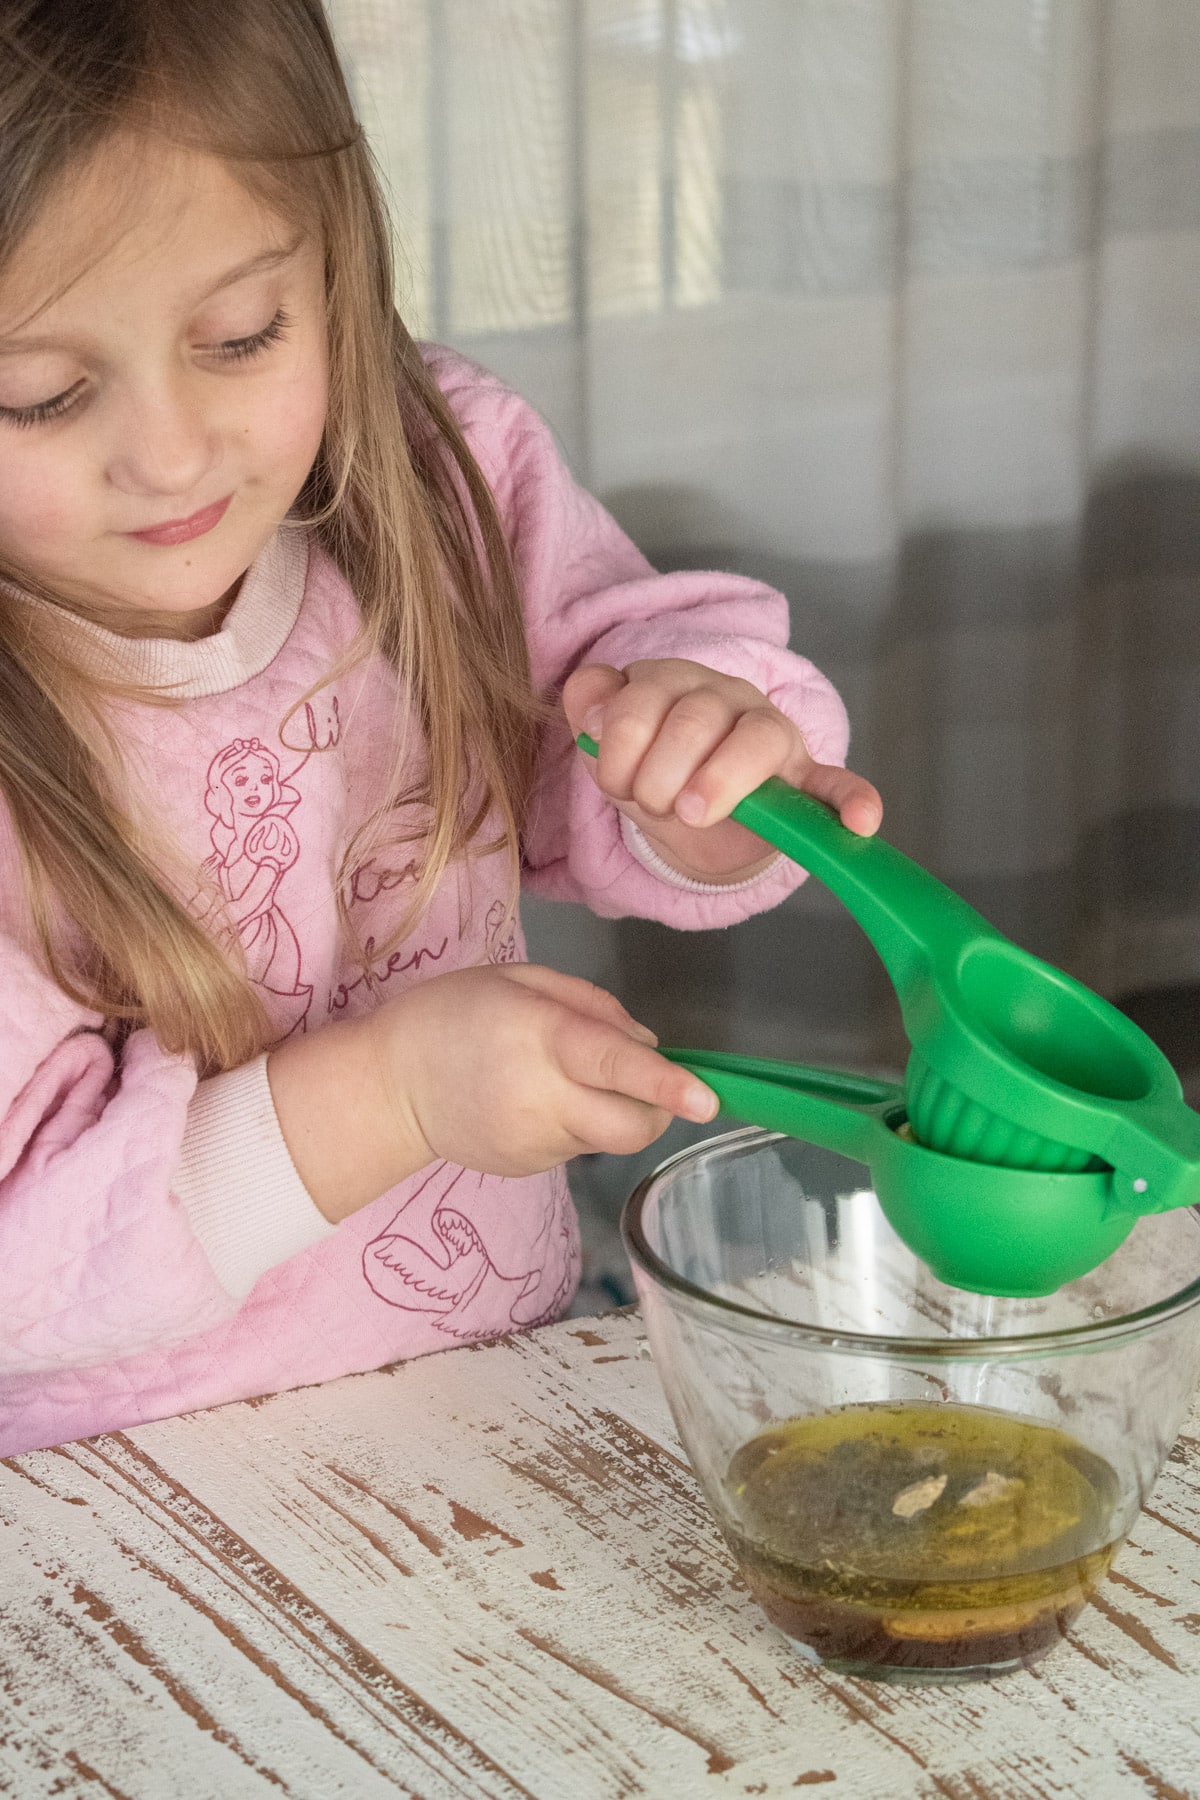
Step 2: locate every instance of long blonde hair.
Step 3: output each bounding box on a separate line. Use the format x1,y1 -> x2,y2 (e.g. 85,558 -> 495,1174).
0,0 -> 543,1072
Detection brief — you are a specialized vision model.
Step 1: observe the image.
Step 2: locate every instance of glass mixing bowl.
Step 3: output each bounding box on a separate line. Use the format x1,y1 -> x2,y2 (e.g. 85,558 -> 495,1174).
622,1126 -> 1200,1683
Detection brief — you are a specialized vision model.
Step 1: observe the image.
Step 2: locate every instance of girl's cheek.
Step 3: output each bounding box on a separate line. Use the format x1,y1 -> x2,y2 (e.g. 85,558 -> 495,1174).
273,336 -> 329,452
0,451 -> 87,565
276,378 -> 328,468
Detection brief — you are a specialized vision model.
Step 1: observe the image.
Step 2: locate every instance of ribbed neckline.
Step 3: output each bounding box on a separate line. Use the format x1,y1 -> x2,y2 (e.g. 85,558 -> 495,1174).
22,526 -> 310,700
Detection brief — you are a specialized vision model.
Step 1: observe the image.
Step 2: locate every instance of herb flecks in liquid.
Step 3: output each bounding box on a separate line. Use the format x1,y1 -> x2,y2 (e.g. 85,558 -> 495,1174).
723,1401 -> 1121,1675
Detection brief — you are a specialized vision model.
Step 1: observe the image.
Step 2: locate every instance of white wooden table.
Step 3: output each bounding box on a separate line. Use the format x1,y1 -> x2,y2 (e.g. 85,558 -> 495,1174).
4,1308 -> 1200,1800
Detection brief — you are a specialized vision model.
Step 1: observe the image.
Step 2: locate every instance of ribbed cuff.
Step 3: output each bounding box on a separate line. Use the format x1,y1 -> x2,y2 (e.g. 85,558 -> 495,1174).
173,1054 -> 335,1300
619,813 -> 782,894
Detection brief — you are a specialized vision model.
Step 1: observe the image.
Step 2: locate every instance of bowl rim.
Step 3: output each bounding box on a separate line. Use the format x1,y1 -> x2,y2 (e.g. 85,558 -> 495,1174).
620,1126 -> 1200,1359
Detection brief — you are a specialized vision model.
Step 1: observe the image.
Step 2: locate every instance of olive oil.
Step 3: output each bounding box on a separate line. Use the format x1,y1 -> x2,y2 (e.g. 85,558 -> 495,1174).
723,1402 -> 1122,1677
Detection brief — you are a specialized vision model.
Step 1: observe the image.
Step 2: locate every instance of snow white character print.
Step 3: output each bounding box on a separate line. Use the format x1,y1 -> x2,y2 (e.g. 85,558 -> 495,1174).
194,699 -> 341,1036
362,1161 -> 579,1339
197,730 -> 318,1037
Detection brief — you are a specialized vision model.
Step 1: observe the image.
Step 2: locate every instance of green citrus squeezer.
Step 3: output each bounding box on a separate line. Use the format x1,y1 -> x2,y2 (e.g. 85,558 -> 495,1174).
657,1049 -> 1136,1296
576,732 -> 1200,1293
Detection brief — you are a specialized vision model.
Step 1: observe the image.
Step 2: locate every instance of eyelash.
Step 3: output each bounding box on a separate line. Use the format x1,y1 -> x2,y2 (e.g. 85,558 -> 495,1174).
212,309 -> 292,364
0,308 -> 294,429
0,387 -> 84,431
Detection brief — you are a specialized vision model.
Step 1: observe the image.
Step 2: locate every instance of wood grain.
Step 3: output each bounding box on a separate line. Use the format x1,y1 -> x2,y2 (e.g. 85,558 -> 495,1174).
4,1311 -> 1200,1798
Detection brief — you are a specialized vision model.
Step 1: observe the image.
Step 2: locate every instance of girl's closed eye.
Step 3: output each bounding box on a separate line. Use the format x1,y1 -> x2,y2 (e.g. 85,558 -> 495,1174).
0,383 -> 86,429
210,308 -> 292,364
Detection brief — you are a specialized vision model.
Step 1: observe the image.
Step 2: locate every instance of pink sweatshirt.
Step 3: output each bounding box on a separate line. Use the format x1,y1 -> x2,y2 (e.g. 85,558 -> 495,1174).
0,350 -> 849,1456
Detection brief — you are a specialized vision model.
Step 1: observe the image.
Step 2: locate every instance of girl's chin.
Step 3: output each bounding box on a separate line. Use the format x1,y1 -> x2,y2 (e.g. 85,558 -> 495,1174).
35,542 -> 253,631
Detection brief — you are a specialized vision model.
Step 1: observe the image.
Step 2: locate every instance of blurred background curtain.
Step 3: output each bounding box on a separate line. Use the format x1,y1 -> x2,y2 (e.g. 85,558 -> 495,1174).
328,0 -> 1200,1082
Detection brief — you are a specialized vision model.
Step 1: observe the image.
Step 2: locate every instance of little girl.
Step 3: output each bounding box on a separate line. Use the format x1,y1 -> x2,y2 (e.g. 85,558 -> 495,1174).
0,0 -> 880,1456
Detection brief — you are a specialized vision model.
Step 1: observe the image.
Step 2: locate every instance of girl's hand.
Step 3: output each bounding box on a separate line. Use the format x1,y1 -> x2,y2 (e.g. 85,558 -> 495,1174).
563,659 -> 882,883
267,964 -> 718,1223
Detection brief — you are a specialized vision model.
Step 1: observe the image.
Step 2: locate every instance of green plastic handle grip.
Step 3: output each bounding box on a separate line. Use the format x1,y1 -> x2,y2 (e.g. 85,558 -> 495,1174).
731,776 -> 994,997
660,1047 -> 901,1162
574,730 -> 991,996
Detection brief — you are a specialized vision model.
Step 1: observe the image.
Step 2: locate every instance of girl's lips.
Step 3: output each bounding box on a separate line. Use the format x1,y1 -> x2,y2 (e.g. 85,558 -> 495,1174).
126,495 -> 231,546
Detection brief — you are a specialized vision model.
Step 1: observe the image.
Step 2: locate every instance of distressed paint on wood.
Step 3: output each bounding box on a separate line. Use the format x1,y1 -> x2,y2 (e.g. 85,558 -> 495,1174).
2,1310 -> 1200,1799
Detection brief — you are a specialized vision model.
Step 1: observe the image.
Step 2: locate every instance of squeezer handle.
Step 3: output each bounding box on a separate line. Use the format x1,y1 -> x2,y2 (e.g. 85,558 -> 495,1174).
574,733 -> 993,997
662,1048 -> 902,1164
729,777 -> 996,994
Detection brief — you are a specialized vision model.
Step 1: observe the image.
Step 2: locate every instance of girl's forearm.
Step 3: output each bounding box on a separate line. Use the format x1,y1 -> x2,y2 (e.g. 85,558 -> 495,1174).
265,1014 -> 433,1223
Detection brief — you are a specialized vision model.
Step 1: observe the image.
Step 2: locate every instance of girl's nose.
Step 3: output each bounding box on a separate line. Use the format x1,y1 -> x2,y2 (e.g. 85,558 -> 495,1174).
106,379 -> 221,499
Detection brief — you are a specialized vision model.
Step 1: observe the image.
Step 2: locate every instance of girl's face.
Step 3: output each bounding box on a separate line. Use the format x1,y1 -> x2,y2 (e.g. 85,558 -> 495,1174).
0,136 -> 329,634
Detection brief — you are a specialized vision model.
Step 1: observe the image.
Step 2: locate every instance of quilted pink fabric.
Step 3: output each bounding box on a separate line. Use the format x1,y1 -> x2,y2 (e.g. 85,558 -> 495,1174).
0,349 -> 850,1455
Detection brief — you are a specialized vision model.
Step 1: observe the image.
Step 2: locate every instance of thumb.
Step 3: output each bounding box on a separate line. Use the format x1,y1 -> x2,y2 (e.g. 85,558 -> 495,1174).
798,760 -> 884,838
562,663 -> 627,737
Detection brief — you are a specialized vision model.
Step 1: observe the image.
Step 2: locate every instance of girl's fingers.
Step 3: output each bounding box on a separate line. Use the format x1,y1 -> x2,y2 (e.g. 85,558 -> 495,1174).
509,963 -> 658,1043
586,692 -> 678,805
572,659 -> 738,805
566,657 -> 883,840
624,688 -> 742,819
555,1013 -> 717,1124
672,705 -> 803,826
560,1088 -> 675,1158
562,663 -> 627,734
